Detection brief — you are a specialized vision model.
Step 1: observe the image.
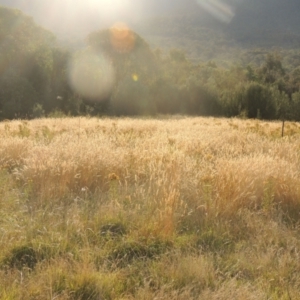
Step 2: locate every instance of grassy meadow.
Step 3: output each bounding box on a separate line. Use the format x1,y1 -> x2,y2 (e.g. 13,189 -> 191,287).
0,116 -> 300,299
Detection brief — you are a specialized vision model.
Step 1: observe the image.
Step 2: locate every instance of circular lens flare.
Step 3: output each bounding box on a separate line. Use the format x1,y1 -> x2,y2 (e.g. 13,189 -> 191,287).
68,50 -> 115,101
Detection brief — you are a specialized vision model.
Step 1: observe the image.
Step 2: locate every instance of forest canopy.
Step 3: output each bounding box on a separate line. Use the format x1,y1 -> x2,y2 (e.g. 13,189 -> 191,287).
0,6 -> 300,121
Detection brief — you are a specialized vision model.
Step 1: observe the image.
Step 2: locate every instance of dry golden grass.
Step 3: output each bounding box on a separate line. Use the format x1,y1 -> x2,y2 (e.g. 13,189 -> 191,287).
0,116 -> 300,299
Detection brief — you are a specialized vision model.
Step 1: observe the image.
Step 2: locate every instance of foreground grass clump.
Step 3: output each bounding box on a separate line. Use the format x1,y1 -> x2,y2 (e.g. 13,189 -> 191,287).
1,243 -> 55,270
0,116 -> 300,299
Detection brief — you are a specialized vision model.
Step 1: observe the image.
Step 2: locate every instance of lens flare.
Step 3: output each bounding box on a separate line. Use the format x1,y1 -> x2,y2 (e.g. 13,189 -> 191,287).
197,0 -> 235,23
110,22 -> 136,53
132,74 -> 139,82
68,50 -> 115,101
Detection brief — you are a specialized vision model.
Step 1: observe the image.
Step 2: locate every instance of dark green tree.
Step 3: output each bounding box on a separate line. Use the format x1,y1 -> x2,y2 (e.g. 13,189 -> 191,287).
243,82 -> 277,119
110,76 -> 155,116
0,70 -> 37,119
0,6 -> 56,119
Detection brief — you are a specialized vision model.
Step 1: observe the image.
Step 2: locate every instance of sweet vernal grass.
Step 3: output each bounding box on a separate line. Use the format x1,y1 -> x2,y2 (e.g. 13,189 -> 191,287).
0,116 -> 300,299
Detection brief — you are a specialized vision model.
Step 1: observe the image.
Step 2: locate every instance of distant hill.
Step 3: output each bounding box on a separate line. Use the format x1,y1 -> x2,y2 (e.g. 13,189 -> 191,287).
1,0 -> 300,64
133,0 -> 300,64
1,0 -> 300,42
228,0 -> 300,46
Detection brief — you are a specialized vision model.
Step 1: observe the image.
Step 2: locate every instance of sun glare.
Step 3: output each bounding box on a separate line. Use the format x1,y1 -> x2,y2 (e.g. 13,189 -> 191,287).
88,0 -> 130,13
19,0 -> 135,35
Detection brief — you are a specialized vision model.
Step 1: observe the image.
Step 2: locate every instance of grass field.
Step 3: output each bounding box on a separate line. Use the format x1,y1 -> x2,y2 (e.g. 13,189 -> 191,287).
0,116 -> 300,299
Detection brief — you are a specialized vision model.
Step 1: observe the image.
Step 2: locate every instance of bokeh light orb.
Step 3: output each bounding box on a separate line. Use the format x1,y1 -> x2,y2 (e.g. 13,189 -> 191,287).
68,50 -> 115,101
132,74 -> 139,82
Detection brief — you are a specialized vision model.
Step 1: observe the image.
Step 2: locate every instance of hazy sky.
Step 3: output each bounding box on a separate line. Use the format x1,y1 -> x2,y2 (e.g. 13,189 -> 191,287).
0,0 -> 241,36
0,0 -> 143,34
0,0 -> 184,30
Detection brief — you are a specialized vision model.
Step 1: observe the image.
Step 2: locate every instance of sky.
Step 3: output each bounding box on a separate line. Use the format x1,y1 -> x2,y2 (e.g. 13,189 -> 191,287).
0,0 -> 241,36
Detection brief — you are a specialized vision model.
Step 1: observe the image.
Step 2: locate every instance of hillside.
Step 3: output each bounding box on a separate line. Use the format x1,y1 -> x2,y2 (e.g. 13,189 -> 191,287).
135,0 -> 300,64
228,0 -> 300,47
134,15 -> 239,63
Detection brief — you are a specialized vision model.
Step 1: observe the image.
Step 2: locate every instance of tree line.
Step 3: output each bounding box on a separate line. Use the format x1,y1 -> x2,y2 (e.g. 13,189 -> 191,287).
0,6 -> 300,121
